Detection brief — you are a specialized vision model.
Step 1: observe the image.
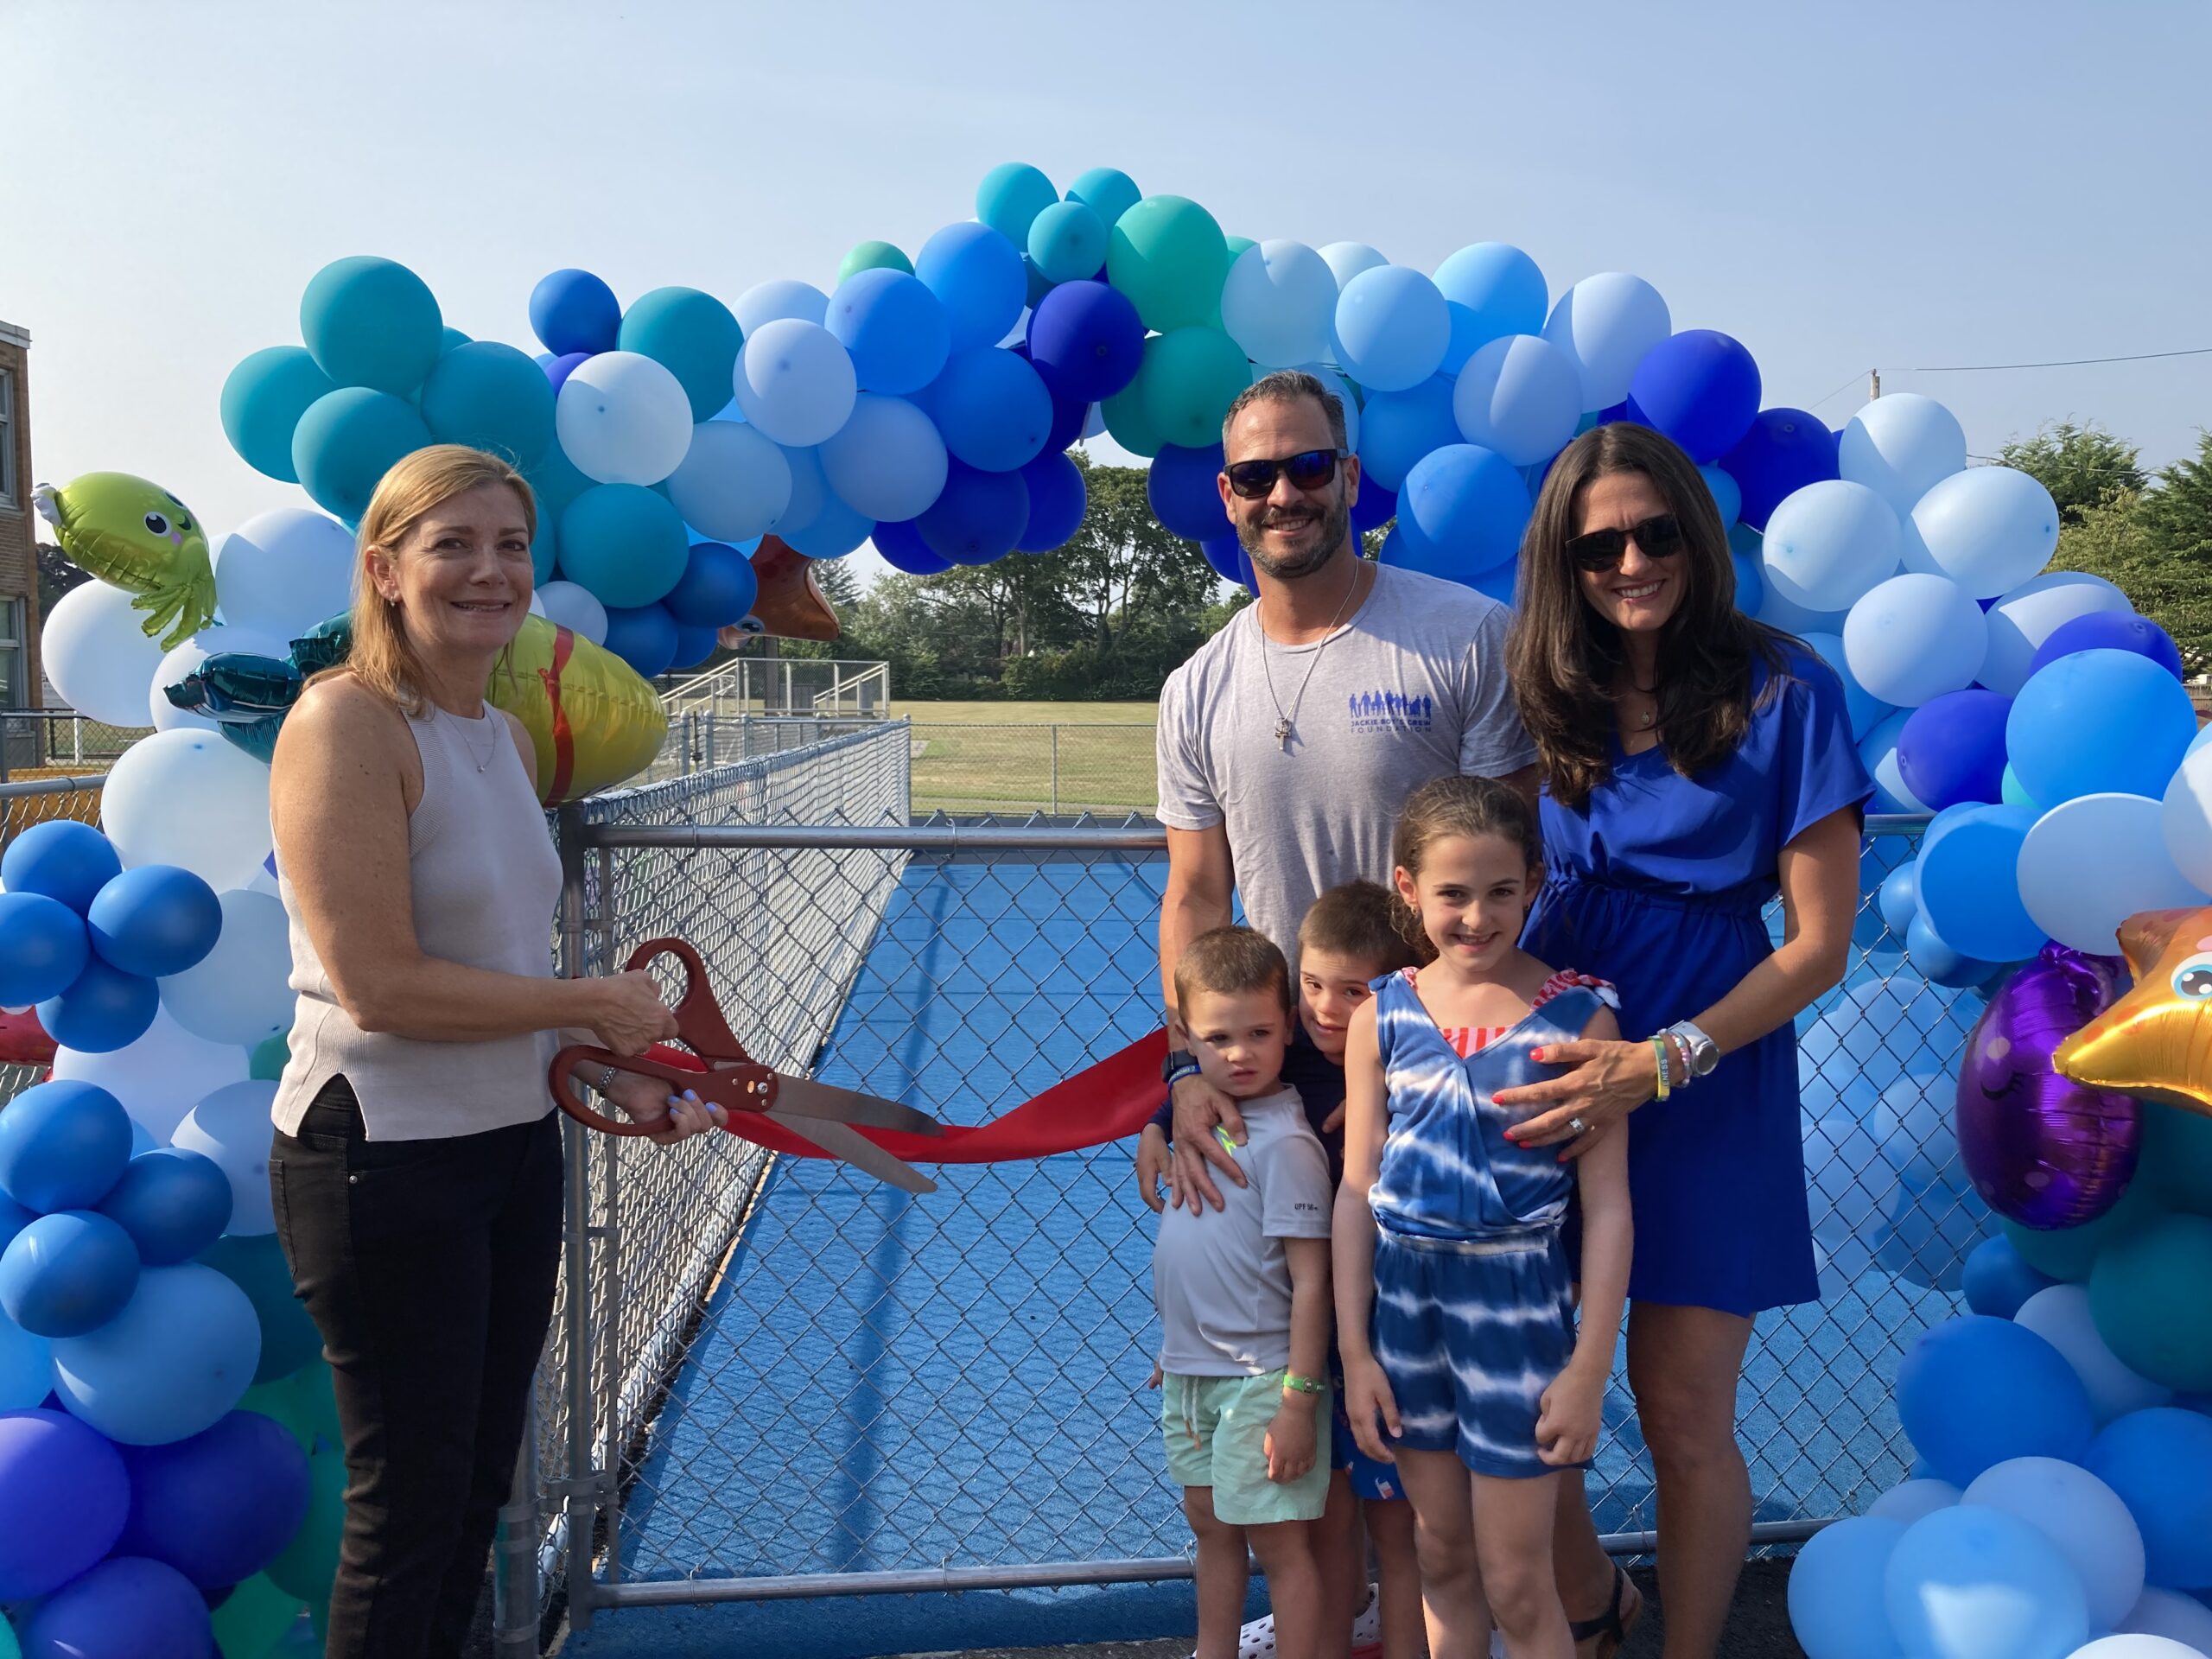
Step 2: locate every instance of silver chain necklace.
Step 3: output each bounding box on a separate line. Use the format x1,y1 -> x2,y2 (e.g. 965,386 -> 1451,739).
1259,561 -> 1363,753
453,709 -> 499,773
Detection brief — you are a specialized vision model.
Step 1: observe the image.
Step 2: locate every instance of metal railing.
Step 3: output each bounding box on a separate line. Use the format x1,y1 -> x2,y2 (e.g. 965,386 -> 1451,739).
662,656 -> 892,723
0,709 -> 147,779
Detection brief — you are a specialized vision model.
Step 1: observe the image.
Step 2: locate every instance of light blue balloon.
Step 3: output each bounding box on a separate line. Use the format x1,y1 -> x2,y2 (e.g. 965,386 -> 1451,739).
1916,804 -> 2044,963
772,444 -> 829,538
51,1262 -> 259,1446
977,162 -> 1058,247
1433,243 -> 1548,373
1884,1503 -> 2089,1659
1700,464 -> 1742,528
925,348 -> 1052,473
1788,1515 -> 1905,1659
916,221 -> 1028,353
1904,910 -> 1998,989
826,269 -> 951,397
1910,466 -> 2061,599
818,394 -> 948,524
1842,573 -> 1988,708
0,1307 -> 49,1410
417,341 -> 555,467
1066,166 -> 1141,230
1452,334 -> 1582,467
1357,376 -> 1460,493
289,388 -> 432,525
557,484 -> 690,608
1218,240 -> 1338,369
618,287 -> 744,423
1798,632 -> 1892,741
1333,266 -> 1451,393
733,279 -> 828,337
1395,445 -> 1531,580
1763,480 -> 1903,613
782,494 -> 874,559
1027,200 -> 1109,285
1862,709 -> 1929,813
2191,723 -> 2212,759
2006,647 -> 2199,807
298,256 -> 442,395
220,347 -> 337,484
1840,393 -> 1968,515
1542,271 -> 1671,411
1878,861 -> 1920,940
731,320 -> 857,449
664,419 -> 792,543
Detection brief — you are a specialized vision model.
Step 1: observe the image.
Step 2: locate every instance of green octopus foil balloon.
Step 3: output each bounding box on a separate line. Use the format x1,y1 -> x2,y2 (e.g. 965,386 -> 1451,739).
31,471 -> 218,649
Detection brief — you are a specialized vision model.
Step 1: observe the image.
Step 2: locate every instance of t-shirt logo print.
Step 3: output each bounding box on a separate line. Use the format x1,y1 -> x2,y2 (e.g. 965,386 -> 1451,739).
1347,690 -> 1434,734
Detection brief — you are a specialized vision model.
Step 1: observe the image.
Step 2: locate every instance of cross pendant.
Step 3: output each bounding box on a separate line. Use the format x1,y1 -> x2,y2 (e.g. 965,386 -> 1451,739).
1274,716 -> 1292,752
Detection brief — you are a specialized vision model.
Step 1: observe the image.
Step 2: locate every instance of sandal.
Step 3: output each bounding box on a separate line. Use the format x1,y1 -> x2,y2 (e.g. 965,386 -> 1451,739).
1568,1566 -> 1643,1659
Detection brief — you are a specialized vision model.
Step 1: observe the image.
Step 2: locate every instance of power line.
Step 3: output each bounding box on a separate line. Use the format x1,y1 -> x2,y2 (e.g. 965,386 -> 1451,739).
1807,372 -> 1872,415
1909,345 -> 2212,372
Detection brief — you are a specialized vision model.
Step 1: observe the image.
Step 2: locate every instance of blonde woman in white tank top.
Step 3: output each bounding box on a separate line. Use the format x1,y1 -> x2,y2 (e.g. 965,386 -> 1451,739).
266,446 -> 721,1659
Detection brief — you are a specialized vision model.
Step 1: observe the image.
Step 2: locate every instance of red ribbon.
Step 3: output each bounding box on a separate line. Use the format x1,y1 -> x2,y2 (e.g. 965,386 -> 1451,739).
537,625 -> 578,805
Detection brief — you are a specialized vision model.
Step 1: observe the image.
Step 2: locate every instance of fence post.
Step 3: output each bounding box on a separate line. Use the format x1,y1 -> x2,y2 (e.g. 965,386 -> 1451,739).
1050,725 -> 1060,816
562,805 -> 602,1629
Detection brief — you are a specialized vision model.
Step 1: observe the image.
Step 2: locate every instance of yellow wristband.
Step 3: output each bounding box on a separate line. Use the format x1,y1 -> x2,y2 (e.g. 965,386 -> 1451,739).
1651,1035 -> 1671,1101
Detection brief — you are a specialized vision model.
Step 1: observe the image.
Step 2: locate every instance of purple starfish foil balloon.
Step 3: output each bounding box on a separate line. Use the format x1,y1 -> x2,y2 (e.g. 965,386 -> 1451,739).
1957,941 -> 2140,1230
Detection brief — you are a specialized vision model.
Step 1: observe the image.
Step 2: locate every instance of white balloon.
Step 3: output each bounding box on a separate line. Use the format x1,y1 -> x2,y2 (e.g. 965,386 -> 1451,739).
149,624 -> 289,734
172,1079 -> 280,1236
556,352 -> 696,486
731,320 -> 858,448
2020,795 -> 2209,957
1318,242 -> 1389,289
2162,747 -> 2212,896
1866,1478 -> 1962,1525
1219,241 -> 1338,368
2069,1637 -> 2209,1659
665,420 -> 793,542
1842,573 -> 1988,707
102,728 -> 273,893
213,508 -> 357,640
1761,480 -> 1904,613
2120,1587 -> 2212,1651
2014,1282 -> 2175,1423
534,580 -> 609,646
41,580 -> 163,728
160,888 -> 294,1047
1912,467 -> 2063,599
50,1005 -> 249,1145
1961,1456 -> 2146,1633
1980,571 -> 2134,696
1838,395 -> 1968,514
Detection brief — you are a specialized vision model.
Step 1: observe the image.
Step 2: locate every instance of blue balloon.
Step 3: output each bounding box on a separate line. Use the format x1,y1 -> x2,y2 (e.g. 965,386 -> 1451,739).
417,340 -> 556,466
1788,1514 -> 1904,1659
1433,243 -> 1548,373
0,1305 -> 48,1411
118,1409 -> 312,1590
2009,648 -> 2199,806
1915,804 -> 2044,963
1147,443 -> 1229,541
22,1554 -> 216,1658
1627,330 -> 1762,464
219,346 -> 338,484
598,602 -> 680,679
917,463 -> 1029,566
0,892 -> 90,1007
1796,632 -> 1890,743
1358,376 -> 1461,493
2029,611 -> 2186,683
618,286 -> 743,423
1028,200 -> 1109,286
197,1234 -> 317,1384
663,542 -> 759,630
734,279 -> 830,337
558,483 -> 690,608
1026,279 -> 1145,403
818,392 -> 949,522
299,256 -> 442,396
783,494 -> 875,559
99,1149 -> 232,1268
1700,464 -> 1743,528
37,957 -> 160,1055
925,348 -> 1052,473
1200,533 -> 1255,589
51,1262 -> 260,1446
1066,166 -> 1141,229
1731,546 -> 1765,615
0,1408 -> 130,1599
0,1081 -> 132,1215
871,518 -> 952,576
1352,480 -> 1397,536
1333,266 -> 1451,392
530,269 -> 620,356
1905,910 -> 2000,988
290,387 -> 432,524
1962,1236 -> 2059,1319
1885,1503 -> 2089,1659
0,1210 -> 141,1338
1395,444 -> 1531,580
2,822 -> 121,915
1453,336 -> 1583,468
2088,1407 -> 2212,1590
670,623 -> 720,672
1897,1315 -> 2095,1484
86,865 -> 220,979
1018,451 -> 1087,553
826,269 -> 952,396
1896,690 -> 2013,810
1718,407 -> 1839,530
916,221 -> 1027,353
1878,861 -> 1922,941
544,350 -> 591,395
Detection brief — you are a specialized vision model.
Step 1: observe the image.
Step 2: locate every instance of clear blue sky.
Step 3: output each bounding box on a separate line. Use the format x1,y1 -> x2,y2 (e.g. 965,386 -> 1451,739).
5,0 -> 2208,590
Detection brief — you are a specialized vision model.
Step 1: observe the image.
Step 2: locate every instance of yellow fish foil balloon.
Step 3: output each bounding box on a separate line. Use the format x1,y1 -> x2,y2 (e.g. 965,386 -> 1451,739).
498,614 -> 666,804
32,472 -> 218,649
2054,907 -> 2212,1116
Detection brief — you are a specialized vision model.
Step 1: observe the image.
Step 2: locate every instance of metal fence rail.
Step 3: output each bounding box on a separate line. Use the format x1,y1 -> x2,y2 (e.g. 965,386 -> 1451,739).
906,721 -> 1158,816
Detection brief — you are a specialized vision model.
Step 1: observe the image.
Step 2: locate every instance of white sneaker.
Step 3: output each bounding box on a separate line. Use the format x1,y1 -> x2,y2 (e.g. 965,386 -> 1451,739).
1237,1611 -> 1276,1659
1351,1584 -> 1383,1659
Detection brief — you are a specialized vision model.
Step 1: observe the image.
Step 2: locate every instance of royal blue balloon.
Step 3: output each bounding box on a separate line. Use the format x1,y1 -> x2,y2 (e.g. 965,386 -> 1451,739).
1897,1314 -> 2095,1484
2087,1407 -> 2212,1589
38,958 -> 159,1055
23,1554 -> 216,1657
0,1408 -> 130,1599
916,221 -> 1027,353
1018,452 -> 1087,553
219,346 -> 338,484
558,484 -> 690,609
871,518 -> 953,575
530,269 -> 621,356
1905,910 -> 2000,989
663,542 -> 759,629
290,387 -> 433,525
1627,330 -> 1762,464
2,822 -> 121,916
2008,648 -> 2199,806
416,340 -> 556,467
917,463 -> 1029,566
0,892 -> 90,1007
619,286 -> 743,423
197,1234 -> 317,1384
925,348 -> 1052,473
1352,480 -> 1397,535
1041,380 -> 1089,456
0,1210 -> 141,1338
1358,376 -> 1461,493
1718,408 -> 1839,530
1026,280 -> 1145,402
599,603 -> 680,679
86,865 -> 220,980
1067,166 -> 1141,229
118,1409 -> 312,1590
0,1081 -> 131,1216
1897,690 -> 2013,810
544,350 -> 592,395
1916,804 -> 2045,963
1147,443 -> 1229,541
825,268 -> 952,396
1395,444 -> 1531,579
2029,611 -> 2185,682
670,623 -> 720,672
1962,1235 -> 2059,1320
99,1150 -> 232,1268
299,256 -> 442,396
1200,533 -> 1255,589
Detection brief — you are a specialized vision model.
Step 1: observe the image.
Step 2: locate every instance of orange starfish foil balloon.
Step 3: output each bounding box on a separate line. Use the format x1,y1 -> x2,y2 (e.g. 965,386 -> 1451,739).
2053,907 -> 2212,1116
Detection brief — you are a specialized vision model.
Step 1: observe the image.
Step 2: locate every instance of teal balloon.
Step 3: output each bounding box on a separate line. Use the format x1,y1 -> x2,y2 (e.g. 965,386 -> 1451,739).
976,162 -> 1058,247
249,1034 -> 289,1084
2090,1214 -> 2212,1391
298,256 -> 442,395
2139,1103 -> 2212,1213
618,286 -> 744,423
1999,765 -> 2037,810
838,240 -> 912,283
221,348 -> 337,484
418,342 -> 554,467
289,389 -> 431,525
2001,1179 -> 2164,1284
199,1234 -> 321,1383
265,1446 -> 345,1604
557,484 -> 689,608
1028,200 -> 1109,285
1066,166 -> 1141,229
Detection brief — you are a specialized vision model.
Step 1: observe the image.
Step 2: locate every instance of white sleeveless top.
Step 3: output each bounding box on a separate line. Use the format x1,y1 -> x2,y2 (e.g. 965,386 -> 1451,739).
271,704 -> 564,1141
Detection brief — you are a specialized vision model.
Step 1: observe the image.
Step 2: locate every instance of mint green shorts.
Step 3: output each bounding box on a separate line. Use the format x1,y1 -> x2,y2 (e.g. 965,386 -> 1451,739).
1161,1370 -> 1332,1526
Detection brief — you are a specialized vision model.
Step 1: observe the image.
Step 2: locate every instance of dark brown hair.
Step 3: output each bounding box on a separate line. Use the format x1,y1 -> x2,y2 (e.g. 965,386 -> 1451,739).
1388,777 -> 1542,962
1222,369 -> 1350,454
1300,880 -> 1419,975
1174,925 -> 1294,1014
1506,423 -> 1789,810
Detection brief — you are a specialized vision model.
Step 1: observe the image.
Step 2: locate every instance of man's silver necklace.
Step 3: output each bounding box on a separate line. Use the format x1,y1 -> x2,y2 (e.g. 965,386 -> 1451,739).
1260,563 -> 1363,753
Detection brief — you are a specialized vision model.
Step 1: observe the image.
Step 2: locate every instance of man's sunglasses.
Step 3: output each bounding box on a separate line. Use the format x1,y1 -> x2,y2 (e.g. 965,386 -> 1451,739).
1224,449 -> 1345,500
1565,513 -> 1685,573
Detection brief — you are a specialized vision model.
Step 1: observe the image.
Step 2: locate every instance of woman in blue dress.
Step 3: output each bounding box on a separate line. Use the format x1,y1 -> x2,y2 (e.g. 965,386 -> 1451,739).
1495,423 -> 1871,1659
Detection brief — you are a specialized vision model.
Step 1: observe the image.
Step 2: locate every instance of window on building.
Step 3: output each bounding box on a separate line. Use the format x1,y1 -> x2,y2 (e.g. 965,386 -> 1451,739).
0,597 -> 22,709
0,370 -> 14,505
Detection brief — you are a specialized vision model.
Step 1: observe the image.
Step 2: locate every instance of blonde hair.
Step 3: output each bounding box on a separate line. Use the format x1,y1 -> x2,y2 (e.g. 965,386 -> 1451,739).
329,445 -> 537,713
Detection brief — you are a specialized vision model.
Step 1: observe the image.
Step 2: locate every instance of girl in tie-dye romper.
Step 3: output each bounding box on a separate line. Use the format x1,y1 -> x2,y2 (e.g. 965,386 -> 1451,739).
1335,777 -> 1634,1659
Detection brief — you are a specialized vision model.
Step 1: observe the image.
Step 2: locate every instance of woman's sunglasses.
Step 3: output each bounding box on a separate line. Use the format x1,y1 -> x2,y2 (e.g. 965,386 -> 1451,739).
1565,513 -> 1685,573
1224,449 -> 1344,500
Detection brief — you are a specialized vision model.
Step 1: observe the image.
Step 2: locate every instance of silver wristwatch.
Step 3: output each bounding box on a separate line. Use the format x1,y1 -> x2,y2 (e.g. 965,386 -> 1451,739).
1664,1021 -> 1720,1080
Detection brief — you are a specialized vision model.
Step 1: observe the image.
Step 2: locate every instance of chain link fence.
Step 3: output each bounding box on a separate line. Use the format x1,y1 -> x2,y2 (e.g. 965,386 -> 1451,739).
0,710 -> 146,779
907,721 -> 1158,816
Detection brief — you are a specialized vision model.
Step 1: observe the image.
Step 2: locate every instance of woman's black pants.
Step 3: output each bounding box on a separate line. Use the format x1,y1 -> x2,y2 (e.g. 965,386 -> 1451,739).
271,1078 -> 563,1659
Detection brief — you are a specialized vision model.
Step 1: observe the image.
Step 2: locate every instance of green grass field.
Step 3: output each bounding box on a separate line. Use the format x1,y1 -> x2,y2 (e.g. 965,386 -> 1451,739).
893,701 -> 1158,815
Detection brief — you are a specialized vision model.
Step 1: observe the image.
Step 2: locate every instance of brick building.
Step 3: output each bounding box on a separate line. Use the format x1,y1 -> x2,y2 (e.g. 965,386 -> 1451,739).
0,321 -> 35,722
